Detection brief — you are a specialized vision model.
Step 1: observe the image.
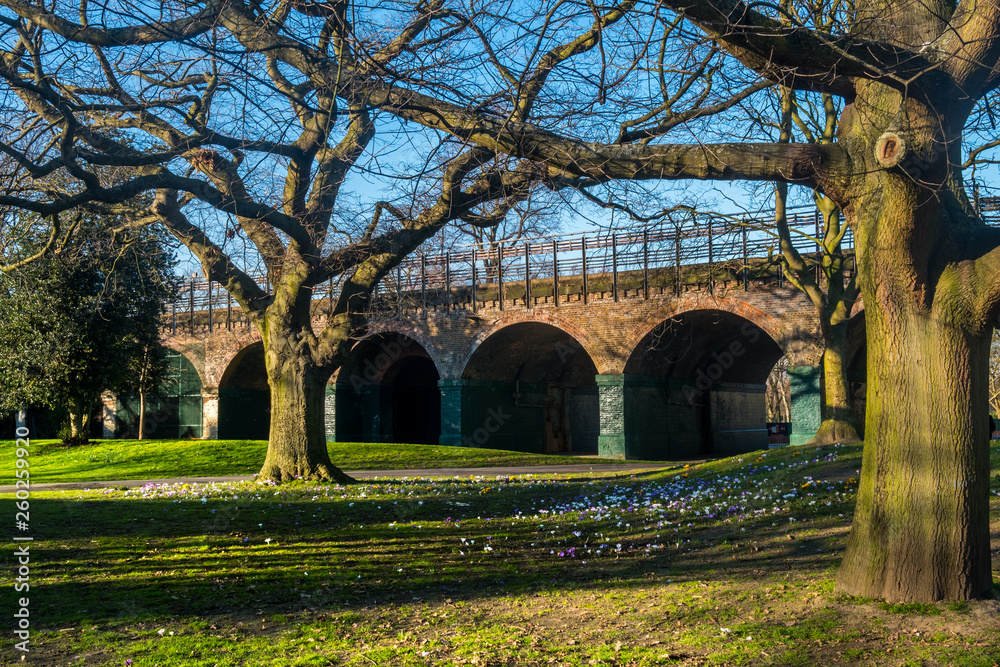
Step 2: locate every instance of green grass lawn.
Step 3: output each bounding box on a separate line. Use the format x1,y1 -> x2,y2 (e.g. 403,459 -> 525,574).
1,442 -> 998,666
0,439 -> 660,484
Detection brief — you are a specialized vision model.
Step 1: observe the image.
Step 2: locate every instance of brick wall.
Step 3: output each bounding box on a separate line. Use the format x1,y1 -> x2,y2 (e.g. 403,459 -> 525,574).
159,280 -> 833,451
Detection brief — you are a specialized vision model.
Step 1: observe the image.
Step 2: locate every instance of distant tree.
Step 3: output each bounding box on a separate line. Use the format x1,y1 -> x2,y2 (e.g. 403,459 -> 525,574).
0,219 -> 177,443
766,356 -> 790,424
771,85 -> 861,444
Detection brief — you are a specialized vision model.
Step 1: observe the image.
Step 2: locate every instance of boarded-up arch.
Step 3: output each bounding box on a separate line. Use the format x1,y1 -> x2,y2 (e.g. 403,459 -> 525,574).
459,321 -> 599,453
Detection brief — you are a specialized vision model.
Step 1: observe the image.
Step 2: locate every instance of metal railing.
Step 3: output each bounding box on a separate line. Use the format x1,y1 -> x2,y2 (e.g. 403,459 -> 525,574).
165,199 -> 1000,335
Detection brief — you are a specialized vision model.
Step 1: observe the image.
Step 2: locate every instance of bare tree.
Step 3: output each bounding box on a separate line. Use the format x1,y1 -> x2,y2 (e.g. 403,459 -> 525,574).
772,85 -> 861,444
345,0 -> 1000,602
766,356 -> 791,424
0,1 -> 552,482
989,332 -> 1000,419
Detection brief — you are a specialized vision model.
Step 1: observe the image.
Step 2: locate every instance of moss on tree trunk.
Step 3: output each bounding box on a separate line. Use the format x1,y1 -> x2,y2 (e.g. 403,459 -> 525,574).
834,88 -> 995,599
256,323 -> 354,484
66,394 -> 92,444
836,310 -> 993,600
811,321 -> 861,444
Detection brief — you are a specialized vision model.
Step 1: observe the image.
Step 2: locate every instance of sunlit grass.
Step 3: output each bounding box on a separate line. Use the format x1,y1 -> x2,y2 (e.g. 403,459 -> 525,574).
0,439 -> 658,484
2,441 -> 998,665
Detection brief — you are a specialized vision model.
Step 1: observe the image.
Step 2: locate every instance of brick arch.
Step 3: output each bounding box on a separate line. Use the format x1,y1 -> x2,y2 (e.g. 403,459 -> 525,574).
205,330 -> 262,390
621,296 -> 803,375
624,296 -> 785,360
363,320 -> 447,380
457,310 -> 599,379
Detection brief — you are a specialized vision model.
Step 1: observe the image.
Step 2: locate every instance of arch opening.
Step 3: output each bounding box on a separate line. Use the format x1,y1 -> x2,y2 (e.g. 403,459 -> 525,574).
624,309 -> 783,457
388,357 -> 441,444
461,322 -> 599,454
218,342 -> 270,440
334,333 -> 441,444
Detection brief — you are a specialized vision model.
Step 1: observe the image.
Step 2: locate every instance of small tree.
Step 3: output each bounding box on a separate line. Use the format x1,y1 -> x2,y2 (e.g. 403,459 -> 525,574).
124,342 -> 172,440
766,357 -> 791,424
772,85 -> 861,444
0,218 -> 177,443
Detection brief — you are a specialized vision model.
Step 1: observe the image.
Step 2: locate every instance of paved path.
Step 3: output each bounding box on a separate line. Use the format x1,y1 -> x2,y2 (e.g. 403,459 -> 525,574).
0,462 -> 681,493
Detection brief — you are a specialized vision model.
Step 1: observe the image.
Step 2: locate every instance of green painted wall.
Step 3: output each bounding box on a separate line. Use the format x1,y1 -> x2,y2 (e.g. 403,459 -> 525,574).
789,365 -> 822,446
598,375 -> 766,459
439,380 -> 464,447
460,379 -> 545,452
598,375 -> 675,459
334,384 -> 393,443
708,382 -> 768,453
665,378 -> 706,458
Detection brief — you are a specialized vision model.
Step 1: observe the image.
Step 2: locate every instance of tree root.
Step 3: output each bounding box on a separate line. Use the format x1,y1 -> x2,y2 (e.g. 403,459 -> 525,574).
256,461 -> 357,485
807,418 -> 861,445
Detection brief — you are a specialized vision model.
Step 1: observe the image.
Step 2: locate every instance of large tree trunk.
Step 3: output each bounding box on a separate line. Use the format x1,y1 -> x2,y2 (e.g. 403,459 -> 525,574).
835,86 -> 994,599
257,325 -> 354,484
836,307 -> 993,601
811,321 -> 861,444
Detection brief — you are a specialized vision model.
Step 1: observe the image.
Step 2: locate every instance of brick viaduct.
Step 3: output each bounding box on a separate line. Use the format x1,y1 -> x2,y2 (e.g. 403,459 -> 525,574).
122,275 -> 865,459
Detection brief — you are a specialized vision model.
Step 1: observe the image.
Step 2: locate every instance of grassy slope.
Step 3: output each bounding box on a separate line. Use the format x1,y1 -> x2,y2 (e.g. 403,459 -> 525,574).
0,439 -> 660,484
2,441 -> 998,666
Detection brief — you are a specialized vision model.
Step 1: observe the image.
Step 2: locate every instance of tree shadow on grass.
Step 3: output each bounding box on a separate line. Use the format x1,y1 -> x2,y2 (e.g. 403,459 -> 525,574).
16,485 -> 854,630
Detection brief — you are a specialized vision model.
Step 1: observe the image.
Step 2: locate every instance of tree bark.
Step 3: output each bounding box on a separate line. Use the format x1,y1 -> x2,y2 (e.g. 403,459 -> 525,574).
138,391 -> 147,440
66,394 -> 91,444
810,321 -> 861,444
257,322 -> 354,484
835,307 -> 993,601
833,84 -> 995,599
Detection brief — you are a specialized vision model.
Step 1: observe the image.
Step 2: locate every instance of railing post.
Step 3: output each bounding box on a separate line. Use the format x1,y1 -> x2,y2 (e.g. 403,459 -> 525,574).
643,229 -> 649,299
421,254 -> 427,312
445,252 -> 452,312
612,232 -> 619,302
472,247 -> 478,313
552,239 -> 559,307
524,242 -> 532,308
674,228 -> 682,296
581,236 -> 588,304
497,242 -> 504,310
742,224 -> 749,291
707,218 -> 714,295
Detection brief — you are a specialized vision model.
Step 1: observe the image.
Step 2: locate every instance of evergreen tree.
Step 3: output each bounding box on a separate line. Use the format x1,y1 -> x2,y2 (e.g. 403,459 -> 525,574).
0,220 -> 178,443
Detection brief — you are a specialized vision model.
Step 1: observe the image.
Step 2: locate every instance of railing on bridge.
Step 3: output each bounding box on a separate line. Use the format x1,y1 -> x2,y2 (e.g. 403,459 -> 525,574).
166,198 -> 1000,336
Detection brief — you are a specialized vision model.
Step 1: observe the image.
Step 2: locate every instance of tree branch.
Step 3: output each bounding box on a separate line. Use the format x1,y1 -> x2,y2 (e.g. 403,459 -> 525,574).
0,0 -> 221,45
149,188 -> 268,316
